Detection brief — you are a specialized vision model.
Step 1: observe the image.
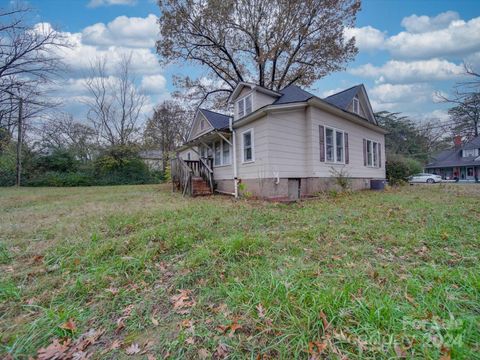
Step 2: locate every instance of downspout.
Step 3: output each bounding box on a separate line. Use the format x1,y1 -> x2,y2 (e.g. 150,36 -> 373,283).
230,117 -> 239,198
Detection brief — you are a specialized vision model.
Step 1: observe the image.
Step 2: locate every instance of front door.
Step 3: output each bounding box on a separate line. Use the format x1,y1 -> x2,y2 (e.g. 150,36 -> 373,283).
288,179 -> 300,201
466,167 -> 475,180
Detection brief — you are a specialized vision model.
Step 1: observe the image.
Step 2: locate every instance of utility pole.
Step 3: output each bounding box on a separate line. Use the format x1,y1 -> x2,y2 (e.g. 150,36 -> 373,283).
16,98 -> 23,187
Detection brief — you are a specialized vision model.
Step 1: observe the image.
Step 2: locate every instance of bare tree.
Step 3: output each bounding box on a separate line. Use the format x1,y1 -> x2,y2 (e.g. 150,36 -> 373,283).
0,3 -> 67,131
157,0 -> 360,106
84,55 -> 147,147
36,113 -> 97,162
437,64 -> 480,139
143,101 -> 191,170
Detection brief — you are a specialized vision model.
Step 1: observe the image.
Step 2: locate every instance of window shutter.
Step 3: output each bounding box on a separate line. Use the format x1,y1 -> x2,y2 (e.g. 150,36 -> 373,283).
319,125 -> 325,162
344,133 -> 349,164
378,143 -> 382,168
363,139 -> 367,166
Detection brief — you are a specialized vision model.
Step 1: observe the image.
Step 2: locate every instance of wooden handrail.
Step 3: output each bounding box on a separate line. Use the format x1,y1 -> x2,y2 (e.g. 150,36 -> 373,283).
171,157 -> 215,196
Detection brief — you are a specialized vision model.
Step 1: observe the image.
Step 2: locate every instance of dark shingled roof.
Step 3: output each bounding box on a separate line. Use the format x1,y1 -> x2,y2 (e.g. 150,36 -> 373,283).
199,108 -> 231,130
323,85 -> 362,110
272,85 -> 314,105
426,136 -> 480,168
463,136 -> 480,150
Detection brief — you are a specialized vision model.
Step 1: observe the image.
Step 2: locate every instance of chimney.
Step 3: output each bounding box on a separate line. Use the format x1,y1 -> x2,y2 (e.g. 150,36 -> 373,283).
454,135 -> 462,148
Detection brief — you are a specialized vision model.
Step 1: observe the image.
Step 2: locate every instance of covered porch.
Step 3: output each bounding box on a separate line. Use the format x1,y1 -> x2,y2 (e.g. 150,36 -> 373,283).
172,130 -> 235,196
428,166 -> 480,182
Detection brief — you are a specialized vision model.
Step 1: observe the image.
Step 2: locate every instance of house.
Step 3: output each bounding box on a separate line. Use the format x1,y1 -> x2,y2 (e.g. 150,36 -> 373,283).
139,150 -> 164,171
172,82 -> 387,200
425,135 -> 480,181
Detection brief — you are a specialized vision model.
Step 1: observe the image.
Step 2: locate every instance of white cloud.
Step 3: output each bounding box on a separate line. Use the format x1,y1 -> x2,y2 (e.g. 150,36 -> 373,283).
141,74 -> 167,94
87,0 -> 137,8
386,16 -> 480,59
346,13 -> 480,60
36,14 -> 169,121
344,26 -> 386,51
368,83 -> 434,112
350,59 -> 464,83
82,14 -> 158,48
370,83 -> 431,103
400,11 -> 460,33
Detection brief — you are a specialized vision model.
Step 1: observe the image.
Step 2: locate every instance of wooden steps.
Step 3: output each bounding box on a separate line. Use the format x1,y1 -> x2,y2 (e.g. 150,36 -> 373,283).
192,177 -> 212,196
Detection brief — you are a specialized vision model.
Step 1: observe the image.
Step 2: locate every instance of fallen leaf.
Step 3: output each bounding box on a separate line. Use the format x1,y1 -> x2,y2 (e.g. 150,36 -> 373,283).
185,337 -> 195,345
125,343 -> 141,355
256,304 -> 266,318
229,321 -> 242,337
105,287 -> 119,295
319,311 -> 329,332
440,346 -> 451,360
37,339 -> 70,360
308,341 -> 327,360
405,293 -> 416,306
198,348 -> 210,359
33,255 -> 44,263
215,343 -> 229,359
60,319 -> 77,332
170,290 -> 196,314
109,340 -> 122,351
122,304 -> 135,317
151,316 -> 159,326
394,344 -> 406,358
147,355 -> 156,360
115,318 -> 125,334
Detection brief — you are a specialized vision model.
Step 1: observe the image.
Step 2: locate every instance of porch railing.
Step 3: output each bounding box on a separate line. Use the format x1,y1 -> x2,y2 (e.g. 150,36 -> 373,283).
171,157 -> 214,196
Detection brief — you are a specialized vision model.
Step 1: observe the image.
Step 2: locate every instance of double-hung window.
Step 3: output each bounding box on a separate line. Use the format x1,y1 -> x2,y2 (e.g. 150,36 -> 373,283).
325,127 -> 344,163
237,94 -> 253,118
366,139 -> 380,167
222,140 -> 230,165
214,141 -> 221,166
212,139 -> 231,166
242,129 -> 254,163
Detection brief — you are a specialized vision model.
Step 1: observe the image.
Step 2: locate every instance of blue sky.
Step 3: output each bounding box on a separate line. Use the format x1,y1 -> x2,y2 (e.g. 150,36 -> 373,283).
15,0 -> 480,123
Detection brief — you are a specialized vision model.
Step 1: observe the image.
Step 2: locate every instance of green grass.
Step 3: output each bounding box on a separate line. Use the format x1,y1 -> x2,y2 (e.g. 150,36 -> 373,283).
0,184 -> 479,359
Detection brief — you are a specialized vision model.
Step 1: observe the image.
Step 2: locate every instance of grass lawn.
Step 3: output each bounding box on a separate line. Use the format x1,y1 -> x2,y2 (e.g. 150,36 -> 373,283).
0,184 -> 479,359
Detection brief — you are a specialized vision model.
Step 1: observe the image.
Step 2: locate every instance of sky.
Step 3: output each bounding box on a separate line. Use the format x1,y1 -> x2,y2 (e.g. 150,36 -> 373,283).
8,0 -> 480,124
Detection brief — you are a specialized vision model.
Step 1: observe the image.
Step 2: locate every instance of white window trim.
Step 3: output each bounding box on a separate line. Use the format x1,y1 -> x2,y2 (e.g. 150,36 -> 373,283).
352,96 -> 360,115
241,128 -> 255,163
212,138 -> 232,167
237,93 -> 253,119
324,126 -> 345,164
365,138 -> 381,168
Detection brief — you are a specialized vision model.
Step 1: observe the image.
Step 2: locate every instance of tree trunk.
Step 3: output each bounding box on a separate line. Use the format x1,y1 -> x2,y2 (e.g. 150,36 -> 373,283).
16,98 -> 23,187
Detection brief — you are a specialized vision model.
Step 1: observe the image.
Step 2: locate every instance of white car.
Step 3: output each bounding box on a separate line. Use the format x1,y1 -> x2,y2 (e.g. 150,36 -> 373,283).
409,173 -> 443,184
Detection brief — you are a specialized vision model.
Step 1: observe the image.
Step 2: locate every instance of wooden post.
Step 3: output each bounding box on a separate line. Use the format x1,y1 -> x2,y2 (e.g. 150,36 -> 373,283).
15,98 -> 23,187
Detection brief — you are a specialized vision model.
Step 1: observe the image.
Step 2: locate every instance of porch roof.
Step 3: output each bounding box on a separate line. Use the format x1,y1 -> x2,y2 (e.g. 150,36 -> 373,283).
178,129 -> 232,151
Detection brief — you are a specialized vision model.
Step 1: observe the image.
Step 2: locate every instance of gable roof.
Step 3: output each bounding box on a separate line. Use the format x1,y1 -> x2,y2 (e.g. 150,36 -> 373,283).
324,85 -> 361,109
199,108 -> 231,130
426,135 -> 480,168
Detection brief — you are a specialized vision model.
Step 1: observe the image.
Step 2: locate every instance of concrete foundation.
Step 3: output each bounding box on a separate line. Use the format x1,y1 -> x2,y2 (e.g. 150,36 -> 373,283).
215,177 -> 380,200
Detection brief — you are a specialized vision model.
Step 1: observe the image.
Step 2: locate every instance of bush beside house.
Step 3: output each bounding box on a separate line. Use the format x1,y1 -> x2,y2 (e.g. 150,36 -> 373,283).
386,154 -> 422,185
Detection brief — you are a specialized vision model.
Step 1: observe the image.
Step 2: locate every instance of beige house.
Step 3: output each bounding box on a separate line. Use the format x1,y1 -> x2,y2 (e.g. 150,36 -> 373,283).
173,82 -> 387,200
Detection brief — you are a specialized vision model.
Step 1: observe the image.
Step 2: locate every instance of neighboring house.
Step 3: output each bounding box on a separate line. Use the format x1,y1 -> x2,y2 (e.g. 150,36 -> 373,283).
173,82 -> 387,200
139,150 -> 164,171
425,135 -> 480,181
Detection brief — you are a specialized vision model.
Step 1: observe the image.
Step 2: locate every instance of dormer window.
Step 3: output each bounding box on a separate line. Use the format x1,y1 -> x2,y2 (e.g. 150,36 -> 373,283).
463,149 -> 478,157
237,94 -> 253,118
200,119 -> 204,130
352,96 -> 360,114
